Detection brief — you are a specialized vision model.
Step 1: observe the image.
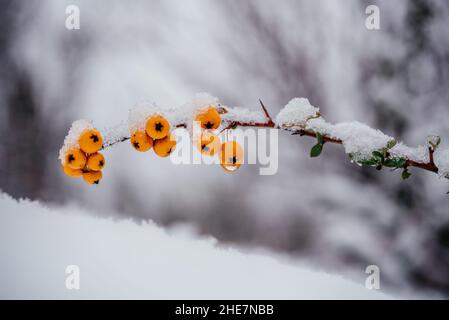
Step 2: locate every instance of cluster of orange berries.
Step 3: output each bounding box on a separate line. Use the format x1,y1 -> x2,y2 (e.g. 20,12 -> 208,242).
130,106 -> 244,172
130,114 -> 176,157
194,107 -> 244,172
60,105 -> 244,185
62,129 -> 105,184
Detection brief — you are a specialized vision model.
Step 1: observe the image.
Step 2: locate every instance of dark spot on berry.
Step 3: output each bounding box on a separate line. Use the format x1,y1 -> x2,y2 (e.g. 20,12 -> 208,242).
90,134 -> 99,143
68,154 -> 75,163
99,160 -> 104,167
94,180 -> 99,184
230,156 -> 237,164
205,121 -> 214,129
155,122 -> 164,132
133,142 -> 140,149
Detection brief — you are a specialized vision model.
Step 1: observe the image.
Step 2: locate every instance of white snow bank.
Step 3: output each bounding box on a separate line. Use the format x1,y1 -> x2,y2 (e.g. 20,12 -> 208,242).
0,193 -> 391,299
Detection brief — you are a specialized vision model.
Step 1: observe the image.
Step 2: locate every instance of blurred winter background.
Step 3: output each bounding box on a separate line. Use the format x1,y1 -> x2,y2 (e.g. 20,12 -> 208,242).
1,0 -> 449,298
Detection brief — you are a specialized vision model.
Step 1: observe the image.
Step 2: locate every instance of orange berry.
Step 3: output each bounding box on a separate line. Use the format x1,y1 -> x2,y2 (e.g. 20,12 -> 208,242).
79,129 -> 103,154
220,141 -> 243,168
65,148 -> 87,170
131,131 -> 153,152
195,106 -> 221,130
62,164 -> 83,178
220,162 -> 242,172
194,131 -> 221,156
145,115 -> 170,140
153,135 -> 177,157
87,153 -> 105,171
83,170 -> 103,185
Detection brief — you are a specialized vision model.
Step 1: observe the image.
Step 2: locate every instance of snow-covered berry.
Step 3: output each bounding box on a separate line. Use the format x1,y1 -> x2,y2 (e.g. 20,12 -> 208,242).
195,106 -> 221,130
65,148 -> 87,170
146,115 -> 170,140
79,129 -> 103,154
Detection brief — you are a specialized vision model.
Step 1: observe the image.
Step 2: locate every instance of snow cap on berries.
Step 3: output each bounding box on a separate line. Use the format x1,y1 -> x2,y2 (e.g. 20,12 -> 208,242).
59,119 -> 94,165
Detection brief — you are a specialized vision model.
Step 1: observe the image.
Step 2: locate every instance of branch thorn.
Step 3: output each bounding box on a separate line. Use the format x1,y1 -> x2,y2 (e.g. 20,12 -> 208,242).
259,99 -> 275,126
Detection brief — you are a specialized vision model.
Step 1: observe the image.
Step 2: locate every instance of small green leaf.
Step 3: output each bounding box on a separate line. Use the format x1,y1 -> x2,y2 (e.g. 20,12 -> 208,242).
396,158 -> 407,168
372,151 -> 384,163
383,159 -> 396,168
387,139 -> 397,150
383,158 -> 407,168
310,143 -> 323,158
402,170 -> 412,180
316,132 -> 324,145
372,151 -> 383,158
358,158 -> 379,166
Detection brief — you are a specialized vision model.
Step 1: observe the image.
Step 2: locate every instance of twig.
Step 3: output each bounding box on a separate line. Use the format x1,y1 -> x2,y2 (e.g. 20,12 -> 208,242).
99,102 -> 442,177
291,129 -> 343,144
101,137 -> 130,150
405,146 -> 438,174
291,129 -> 439,174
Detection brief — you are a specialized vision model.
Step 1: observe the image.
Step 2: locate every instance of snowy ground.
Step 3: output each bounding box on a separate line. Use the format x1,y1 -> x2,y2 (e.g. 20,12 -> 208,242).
0,193 -> 391,299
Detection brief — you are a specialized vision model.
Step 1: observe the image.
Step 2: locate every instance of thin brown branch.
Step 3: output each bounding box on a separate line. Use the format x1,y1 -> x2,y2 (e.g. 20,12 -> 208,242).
429,146 -> 435,165
99,104 -> 442,176
291,128 -> 343,144
102,137 -> 130,150
405,146 -> 438,173
289,128 -> 439,174
406,160 -> 438,173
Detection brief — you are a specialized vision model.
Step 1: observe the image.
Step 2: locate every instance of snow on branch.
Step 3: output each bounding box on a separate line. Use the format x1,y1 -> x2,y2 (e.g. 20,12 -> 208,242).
61,93 -> 449,181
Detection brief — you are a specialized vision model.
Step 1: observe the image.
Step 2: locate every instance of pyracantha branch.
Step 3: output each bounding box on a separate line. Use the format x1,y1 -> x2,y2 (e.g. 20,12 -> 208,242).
100,99 -> 445,178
